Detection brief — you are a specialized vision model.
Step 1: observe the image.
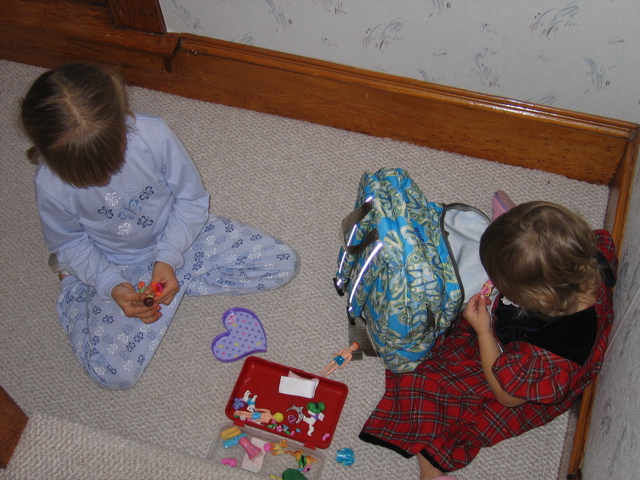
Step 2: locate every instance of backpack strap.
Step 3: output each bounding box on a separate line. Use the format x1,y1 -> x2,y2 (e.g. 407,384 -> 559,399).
341,201 -> 379,255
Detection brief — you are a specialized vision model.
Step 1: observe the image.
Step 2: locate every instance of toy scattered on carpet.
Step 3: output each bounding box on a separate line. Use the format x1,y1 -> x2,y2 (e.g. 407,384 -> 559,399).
320,342 -> 360,377
211,307 -> 267,362
220,457 -> 237,467
135,281 -> 163,307
335,447 -> 356,466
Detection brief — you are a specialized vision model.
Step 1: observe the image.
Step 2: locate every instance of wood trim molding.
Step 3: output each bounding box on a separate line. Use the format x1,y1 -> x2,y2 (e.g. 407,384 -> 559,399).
107,0 -> 166,34
149,34 -> 636,188
0,1 -> 638,476
0,0 -> 179,72
0,385 -> 28,469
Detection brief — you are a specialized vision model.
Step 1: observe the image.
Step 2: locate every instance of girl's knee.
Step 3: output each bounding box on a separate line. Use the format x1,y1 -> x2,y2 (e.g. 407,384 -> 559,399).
275,243 -> 300,285
83,360 -> 144,390
88,371 -> 140,390
279,242 -> 300,269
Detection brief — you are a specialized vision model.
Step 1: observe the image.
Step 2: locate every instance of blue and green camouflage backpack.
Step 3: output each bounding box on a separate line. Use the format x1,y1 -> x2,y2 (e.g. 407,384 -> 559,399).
334,168 -> 490,373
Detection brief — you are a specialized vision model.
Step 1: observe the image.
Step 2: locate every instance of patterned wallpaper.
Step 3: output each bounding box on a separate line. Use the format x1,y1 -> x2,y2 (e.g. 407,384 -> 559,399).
158,0 -> 640,125
584,156 -> 640,479
158,2 -> 640,477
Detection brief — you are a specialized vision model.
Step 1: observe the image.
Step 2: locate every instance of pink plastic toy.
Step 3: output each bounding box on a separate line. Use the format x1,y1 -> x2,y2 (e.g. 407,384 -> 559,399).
220,457 -> 237,467
238,435 -> 263,460
480,280 -> 494,297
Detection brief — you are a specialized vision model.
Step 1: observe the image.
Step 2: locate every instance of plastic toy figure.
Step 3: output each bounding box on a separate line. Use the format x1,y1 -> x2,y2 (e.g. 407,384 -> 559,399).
268,439 -> 288,456
234,408 -> 284,424
136,281 -> 164,307
242,390 -> 258,412
480,280 -> 493,297
320,342 -> 360,377
302,402 -> 325,436
286,450 -> 319,472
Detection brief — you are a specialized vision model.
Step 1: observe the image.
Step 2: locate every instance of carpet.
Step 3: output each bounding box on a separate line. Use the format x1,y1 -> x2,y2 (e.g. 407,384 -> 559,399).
0,59 -> 609,480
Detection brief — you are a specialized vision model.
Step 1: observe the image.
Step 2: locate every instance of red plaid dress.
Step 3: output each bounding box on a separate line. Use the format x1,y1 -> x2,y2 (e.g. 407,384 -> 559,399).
359,230 -> 617,472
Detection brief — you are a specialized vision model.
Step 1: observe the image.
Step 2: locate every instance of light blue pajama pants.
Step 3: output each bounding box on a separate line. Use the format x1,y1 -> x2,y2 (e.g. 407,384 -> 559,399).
56,215 -> 299,389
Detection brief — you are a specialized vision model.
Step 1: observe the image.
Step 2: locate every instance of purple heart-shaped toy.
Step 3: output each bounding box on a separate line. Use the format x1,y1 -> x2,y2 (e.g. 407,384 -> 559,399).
211,307 -> 267,362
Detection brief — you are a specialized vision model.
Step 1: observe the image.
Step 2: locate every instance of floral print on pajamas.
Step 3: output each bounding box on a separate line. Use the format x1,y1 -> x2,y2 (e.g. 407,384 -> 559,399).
57,215 -> 298,389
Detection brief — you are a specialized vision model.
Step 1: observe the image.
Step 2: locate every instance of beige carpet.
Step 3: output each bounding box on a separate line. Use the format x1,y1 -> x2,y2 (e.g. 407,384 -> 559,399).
0,59 -> 609,480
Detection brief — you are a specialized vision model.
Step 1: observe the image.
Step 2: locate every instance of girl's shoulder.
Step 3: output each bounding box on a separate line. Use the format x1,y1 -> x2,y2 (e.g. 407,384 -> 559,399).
128,112 -> 167,133
127,112 -> 175,150
34,163 -> 68,193
593,229 -> 615,252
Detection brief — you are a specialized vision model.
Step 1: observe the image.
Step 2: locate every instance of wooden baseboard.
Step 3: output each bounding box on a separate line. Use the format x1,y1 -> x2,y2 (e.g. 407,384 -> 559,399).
1,0 -> 638,475
144,34 -> 636,186
0,385 -> 28,469
0,0 -> 178,73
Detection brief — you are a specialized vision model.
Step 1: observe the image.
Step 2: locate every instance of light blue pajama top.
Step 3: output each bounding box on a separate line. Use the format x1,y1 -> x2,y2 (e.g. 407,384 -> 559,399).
34,113 -> 210,301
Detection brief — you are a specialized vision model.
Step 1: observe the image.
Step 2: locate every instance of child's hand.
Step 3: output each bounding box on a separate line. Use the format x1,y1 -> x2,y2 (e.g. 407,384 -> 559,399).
150,261 -> 179,305
112,283 -> 161,324
464,293 -> 492,335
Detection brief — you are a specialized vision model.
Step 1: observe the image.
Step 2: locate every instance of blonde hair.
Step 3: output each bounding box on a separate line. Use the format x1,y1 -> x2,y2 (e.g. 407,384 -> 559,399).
480,201 -> 601,317
20,62 -> 131,188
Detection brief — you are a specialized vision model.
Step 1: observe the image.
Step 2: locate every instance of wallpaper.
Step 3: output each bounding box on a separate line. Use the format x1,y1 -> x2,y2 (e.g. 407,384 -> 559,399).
158,0 -> 640,124
583,159 -> 640,479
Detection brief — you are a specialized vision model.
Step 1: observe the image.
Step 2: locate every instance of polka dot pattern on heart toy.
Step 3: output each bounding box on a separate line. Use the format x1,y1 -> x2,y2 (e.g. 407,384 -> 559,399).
211,307 -> 267,362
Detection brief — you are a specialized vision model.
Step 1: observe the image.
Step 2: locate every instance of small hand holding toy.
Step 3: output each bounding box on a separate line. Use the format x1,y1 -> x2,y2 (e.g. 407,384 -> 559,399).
136,281 -> 164,307
480,280 -> 493,297
320,342 -> 360,377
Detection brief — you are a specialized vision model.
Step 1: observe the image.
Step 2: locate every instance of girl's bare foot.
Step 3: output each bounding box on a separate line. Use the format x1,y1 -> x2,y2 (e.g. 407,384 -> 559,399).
418,453 -> 443,480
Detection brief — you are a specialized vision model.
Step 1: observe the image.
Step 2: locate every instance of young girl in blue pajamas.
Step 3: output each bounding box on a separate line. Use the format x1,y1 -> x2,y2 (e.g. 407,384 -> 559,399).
21,62 -> 299,390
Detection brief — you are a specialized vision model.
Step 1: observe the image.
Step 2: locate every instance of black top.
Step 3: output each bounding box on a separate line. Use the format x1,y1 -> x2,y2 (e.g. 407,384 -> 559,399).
494,251 -> 615,366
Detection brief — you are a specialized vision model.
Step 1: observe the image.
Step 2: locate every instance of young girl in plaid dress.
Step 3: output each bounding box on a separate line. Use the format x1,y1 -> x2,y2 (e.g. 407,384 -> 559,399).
359,200 -> 617,480
21,62 -> 299,389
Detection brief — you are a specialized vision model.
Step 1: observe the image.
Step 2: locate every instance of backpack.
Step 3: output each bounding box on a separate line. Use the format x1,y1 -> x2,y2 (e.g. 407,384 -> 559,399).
334,168 -> 490,373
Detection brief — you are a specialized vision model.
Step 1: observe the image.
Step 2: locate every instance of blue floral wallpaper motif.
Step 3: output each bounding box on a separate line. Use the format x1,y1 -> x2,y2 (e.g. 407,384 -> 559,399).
159,0 -> 640,124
